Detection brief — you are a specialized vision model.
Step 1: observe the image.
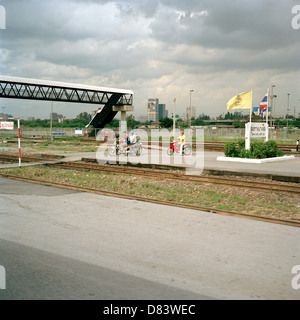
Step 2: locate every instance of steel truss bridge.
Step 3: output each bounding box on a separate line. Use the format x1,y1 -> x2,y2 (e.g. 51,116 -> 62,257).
0,76 -> 134,128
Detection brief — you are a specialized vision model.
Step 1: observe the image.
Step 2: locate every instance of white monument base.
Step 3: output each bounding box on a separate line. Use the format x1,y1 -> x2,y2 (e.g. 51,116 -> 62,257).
217,155 -> 295,164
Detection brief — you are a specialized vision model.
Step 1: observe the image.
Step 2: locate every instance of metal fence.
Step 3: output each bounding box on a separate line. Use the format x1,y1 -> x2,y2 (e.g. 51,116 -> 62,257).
2,127 -> 300,142
202,127 -> 300,141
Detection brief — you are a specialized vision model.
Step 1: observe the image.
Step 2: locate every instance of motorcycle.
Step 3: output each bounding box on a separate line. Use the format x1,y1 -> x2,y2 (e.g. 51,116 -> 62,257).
108,140 -> 143,156
167,139 -> 192,155
128,141 -> 143,156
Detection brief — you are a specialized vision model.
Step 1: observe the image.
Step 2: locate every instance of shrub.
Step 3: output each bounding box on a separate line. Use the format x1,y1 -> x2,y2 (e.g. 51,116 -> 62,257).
237,138 -> 245,150
277,149 -> 285,157
224,142 -> 239,157
265,140 -> 278,158
250,141 -> 267,159
239,148 -> 251,158
224,140 -> 284,159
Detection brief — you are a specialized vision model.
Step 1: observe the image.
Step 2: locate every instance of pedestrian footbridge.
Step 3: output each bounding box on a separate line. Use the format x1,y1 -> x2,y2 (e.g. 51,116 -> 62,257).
0,75 -> 134,129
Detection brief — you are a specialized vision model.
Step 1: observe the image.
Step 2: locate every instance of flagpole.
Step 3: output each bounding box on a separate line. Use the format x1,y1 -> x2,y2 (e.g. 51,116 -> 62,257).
245,90 -> 252,150
265,88 -> 269,141
226,89 -> 252,150
250,89 -> 252,124
173,98 -> 176,137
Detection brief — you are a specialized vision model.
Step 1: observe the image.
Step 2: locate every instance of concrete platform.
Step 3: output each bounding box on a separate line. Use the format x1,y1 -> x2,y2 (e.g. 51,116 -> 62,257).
217,155 -> 295,164
204,151 -> 300,179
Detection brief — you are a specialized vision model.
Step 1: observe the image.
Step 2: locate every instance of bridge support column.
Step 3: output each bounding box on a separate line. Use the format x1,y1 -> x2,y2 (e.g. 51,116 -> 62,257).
113,105 -> 134,133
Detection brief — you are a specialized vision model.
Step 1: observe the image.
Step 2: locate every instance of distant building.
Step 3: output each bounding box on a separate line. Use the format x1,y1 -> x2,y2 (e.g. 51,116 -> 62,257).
234,111 -> 242,117
50,112 -> 64,121
158,104 -> 168,120
0,113 -> 13,118
28,117 -> 35,121
58,117 -> 66,123
137,115 -> 148,123
186,106 -> 196,122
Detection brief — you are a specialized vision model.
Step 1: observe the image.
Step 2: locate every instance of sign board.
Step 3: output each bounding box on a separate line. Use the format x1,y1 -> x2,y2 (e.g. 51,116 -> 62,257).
245,122 -> 268,150
247,122 -> 268,138
148,99 -> 158,115
0,121 -> 14,130
75,128 -> 83,135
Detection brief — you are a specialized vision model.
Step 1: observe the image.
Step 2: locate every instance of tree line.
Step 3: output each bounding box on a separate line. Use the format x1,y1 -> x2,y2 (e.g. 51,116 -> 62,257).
20,111 -> 300,129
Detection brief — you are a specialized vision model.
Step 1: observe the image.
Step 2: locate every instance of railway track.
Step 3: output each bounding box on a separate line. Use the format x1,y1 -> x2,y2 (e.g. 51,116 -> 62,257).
0,154 -> 62,162
47,161 -> 300,195
1,153 -> 299,194
0,171 -> 299,228
4,136 -> 299,151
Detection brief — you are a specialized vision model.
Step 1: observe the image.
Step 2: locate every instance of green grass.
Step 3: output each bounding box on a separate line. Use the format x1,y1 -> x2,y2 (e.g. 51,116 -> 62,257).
0,166 -> 299,221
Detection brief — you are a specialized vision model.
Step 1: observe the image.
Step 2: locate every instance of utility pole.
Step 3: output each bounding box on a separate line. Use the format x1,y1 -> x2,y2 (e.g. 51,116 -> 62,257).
189,90 -> 194,128
270,85 -> 275,127
272,95 -> 277,126
173,98 -> 176,137
287,93 -> 290,128
50,101 -> 53,140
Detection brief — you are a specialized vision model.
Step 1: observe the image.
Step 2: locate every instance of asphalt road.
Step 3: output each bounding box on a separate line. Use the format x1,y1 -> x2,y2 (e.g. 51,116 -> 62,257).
0,177 -> 299,300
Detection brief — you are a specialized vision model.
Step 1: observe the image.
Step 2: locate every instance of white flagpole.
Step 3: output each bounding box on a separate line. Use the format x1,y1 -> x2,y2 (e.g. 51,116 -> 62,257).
173,98 -> 176,137
265,88 -> 269,142
245,90 -> 252,150
250,89 -> 252,124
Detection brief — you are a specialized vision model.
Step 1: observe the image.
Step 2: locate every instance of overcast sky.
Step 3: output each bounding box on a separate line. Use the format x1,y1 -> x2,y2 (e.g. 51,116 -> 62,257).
0,0 -> 299,120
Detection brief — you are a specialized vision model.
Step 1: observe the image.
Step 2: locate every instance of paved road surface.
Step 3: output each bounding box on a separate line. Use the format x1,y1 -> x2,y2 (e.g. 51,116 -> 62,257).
0,177 -> 299,300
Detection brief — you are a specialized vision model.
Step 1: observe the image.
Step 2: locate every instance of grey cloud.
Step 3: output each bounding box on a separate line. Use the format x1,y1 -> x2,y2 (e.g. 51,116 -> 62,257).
1,0 -> 299,118
149,0 -> 298,50
116,0 -> 160,18
146,0 -> 300,73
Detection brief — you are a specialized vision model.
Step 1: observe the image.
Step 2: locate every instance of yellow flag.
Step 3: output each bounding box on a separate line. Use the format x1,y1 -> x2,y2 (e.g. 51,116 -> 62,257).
226,90 -> 252,110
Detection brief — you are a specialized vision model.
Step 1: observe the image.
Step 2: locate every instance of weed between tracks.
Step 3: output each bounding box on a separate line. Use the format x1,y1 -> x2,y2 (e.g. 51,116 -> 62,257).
0,139 -> 98,154
1,166 -> 300,221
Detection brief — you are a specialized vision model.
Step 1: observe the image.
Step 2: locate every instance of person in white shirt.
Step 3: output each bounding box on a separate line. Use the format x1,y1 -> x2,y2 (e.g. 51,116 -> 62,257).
129,131 -> 137,145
